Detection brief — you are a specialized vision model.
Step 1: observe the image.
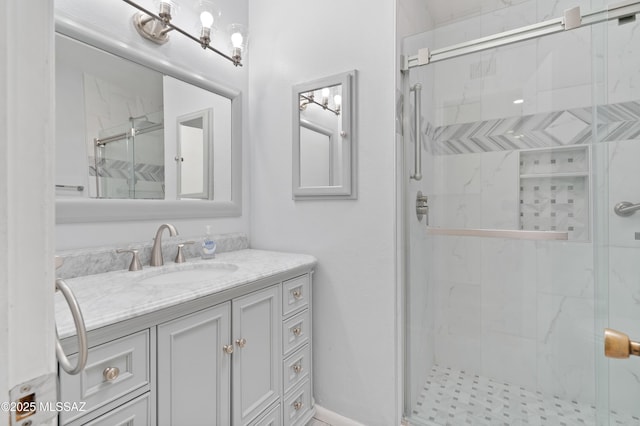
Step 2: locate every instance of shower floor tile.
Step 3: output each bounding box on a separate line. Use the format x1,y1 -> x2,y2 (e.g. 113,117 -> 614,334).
411,365 -> 639,426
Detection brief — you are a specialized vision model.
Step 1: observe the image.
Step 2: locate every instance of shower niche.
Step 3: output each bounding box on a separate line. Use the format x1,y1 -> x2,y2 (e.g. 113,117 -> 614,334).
518,146 -> 590,241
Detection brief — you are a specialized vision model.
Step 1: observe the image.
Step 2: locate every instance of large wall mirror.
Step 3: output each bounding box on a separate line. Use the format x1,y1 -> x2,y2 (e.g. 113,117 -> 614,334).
292,70 -> 357,200
54,16 -> 242,223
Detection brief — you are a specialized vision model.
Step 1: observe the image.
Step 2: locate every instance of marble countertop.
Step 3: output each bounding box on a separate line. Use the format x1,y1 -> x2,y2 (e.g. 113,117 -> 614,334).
55,249 -> 316,339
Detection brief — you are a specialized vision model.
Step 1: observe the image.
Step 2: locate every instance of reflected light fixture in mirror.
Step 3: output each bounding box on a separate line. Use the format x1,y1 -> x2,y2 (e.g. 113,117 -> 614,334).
299,86 -> 342,116
124,0 -> 247,66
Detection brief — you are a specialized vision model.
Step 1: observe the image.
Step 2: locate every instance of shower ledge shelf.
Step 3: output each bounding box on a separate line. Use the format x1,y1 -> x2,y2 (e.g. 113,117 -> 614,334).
427,227 -> 568,240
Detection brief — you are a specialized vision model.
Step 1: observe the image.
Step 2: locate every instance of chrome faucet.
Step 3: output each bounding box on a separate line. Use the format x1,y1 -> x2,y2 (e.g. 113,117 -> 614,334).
150,223 -> 178,266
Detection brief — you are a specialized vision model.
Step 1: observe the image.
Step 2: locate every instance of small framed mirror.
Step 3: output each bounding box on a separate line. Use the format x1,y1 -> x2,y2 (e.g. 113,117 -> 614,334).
177,109 -> 212,200
293,70 -> 357,199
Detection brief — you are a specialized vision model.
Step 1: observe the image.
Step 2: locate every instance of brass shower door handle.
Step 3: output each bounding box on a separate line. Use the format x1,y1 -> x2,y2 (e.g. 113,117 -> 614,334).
604,328 -> 640,358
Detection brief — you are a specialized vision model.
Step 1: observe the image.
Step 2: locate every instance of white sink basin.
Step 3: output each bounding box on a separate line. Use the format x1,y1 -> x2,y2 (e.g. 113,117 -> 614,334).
136,263 -> 239,285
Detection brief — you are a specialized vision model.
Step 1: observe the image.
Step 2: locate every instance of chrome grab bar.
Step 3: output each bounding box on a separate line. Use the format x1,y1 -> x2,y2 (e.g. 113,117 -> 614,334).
55,278 -> 88,375
410,83 -> 422,181
614,201 -> 640,217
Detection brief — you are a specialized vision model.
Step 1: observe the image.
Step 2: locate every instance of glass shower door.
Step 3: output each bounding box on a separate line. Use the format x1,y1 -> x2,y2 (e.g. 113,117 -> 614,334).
595,8 -> 640,424
93,112 -> 164,199
401,3 -> 640,424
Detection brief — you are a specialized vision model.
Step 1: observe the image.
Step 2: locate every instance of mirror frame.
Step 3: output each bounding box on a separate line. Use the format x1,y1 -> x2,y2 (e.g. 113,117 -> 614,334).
292,70 -> 357,200
55,15 -> 242,223
177,108 -> 213,200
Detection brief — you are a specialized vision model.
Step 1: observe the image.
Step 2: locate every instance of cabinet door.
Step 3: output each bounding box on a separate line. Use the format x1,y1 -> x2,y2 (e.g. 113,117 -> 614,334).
157,302 -> 231,426
232,285 -> 281,425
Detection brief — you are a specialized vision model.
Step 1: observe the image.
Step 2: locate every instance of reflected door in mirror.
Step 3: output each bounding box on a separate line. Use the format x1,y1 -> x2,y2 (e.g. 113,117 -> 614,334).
177,110 -> 212,199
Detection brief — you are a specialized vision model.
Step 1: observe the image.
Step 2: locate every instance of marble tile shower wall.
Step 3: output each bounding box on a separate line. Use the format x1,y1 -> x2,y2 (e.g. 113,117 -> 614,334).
431,234 -> 596,404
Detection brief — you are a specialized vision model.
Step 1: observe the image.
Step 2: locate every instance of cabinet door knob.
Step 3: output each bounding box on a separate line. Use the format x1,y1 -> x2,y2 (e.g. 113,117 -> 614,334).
292,289 -> 302,300
293,401 -> 303,411
223,344 -> 234,354
293,363 -> 303,374
235,338 -> 247,348
103,367 -> 120,382
292,326 -> 302,337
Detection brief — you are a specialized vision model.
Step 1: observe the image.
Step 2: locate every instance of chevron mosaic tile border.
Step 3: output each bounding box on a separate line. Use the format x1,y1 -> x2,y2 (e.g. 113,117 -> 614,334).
88,157 -> 164,183
427,100 -> 640,155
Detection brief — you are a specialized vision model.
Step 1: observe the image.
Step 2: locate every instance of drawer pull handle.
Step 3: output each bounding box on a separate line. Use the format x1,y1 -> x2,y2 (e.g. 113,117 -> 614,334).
223,344 -> 234,354
293,363 -> 303,374
103,367 -> 120,382
235,338 -> 247,348
293,401 -> 303,411
292,327 -> 302,337
292,289 -> 302,300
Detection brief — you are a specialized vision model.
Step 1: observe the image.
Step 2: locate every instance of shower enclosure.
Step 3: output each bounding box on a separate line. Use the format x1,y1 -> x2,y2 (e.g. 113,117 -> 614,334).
93,112 -> 164,199
401,1 -> 640,424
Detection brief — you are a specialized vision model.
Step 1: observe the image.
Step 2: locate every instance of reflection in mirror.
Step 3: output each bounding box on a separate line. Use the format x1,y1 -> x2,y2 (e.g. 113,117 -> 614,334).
54,16 -> 242,223
163,76 -> 232,202
293,70 -> 356,199
177,109 -> 212,200
299,84 -> 343,188
94,112 -> 165,199
56,33 -> 164,200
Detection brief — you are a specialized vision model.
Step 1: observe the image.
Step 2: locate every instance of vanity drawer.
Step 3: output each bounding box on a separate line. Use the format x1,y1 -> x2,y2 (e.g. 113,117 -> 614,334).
283,344 -> 310,395
282,309 -> 310,356
59,330 -> 151,424
283,379 -> 312,426
81,393 -> 150,426
282,274 -> 310,317
248,403 -> 281,426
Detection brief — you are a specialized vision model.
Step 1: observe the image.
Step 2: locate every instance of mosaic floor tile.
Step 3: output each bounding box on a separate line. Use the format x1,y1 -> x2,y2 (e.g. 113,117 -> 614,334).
410,365 -> 639,426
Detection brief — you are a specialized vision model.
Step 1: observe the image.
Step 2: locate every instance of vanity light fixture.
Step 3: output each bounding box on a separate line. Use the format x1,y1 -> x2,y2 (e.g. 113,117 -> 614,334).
299,87 -> 341,116
124,0 -> 247,66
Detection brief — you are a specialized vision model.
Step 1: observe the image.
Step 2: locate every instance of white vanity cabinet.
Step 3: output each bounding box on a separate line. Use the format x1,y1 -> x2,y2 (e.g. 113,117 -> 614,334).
156,285 -> 281,426
58,266 -> 314,426
156,302 -> 232,425
232,285 -> 282,425
280,274 -> 313,426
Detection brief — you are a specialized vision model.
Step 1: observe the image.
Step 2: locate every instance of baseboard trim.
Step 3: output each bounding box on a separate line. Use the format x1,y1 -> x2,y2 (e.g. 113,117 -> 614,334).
314,405 -> 366,426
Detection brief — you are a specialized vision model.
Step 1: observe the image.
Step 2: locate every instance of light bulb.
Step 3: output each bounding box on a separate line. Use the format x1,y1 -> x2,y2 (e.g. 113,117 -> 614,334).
231,32 -> 244,49
334,94 -> 342,107
321,88 -> 330,106
200,11 -> 214,28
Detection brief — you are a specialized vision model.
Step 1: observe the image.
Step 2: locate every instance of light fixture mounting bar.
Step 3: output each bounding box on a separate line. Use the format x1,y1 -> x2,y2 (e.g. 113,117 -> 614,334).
300,94 -> 340,115
121,0 -> 241,66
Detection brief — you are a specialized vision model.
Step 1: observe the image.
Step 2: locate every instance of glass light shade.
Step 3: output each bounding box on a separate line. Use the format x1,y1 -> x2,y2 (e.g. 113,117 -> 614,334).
194,1 -> 220,30
200,11 -> 214,28
228,23 -> 248,51
334,94 -> 342,107
154,0 -> 179,18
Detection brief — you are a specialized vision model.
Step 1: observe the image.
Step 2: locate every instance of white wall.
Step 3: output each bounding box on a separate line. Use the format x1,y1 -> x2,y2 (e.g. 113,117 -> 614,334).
54,0 -> 249,249
0,1 -> 56,424
248,1 -> 398,424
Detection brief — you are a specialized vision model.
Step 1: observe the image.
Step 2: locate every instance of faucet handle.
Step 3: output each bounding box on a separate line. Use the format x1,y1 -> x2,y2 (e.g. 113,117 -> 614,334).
175,241 -> 195,264
116,249 -> 143,271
